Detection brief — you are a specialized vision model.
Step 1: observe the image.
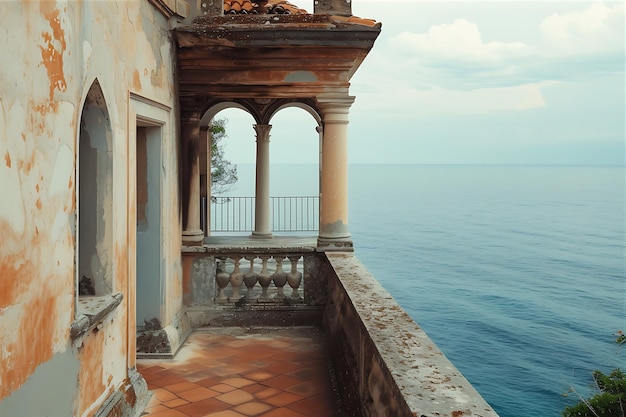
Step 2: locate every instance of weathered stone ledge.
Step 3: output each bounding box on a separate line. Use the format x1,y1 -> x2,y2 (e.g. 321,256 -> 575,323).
181,245 -> 318,254
70,293 -> 124,340
325,253 -> 499,417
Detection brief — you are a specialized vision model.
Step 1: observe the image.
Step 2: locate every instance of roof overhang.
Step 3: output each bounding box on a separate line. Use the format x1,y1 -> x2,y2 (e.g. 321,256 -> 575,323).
173,14 -> 381,117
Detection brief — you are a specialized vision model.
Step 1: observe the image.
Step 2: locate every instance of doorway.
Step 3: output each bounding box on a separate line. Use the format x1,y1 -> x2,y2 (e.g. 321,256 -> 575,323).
135,124 -> 163,330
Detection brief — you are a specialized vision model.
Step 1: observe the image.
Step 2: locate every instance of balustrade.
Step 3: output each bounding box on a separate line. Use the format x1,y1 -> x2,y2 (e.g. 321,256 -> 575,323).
215,254 -> 305,303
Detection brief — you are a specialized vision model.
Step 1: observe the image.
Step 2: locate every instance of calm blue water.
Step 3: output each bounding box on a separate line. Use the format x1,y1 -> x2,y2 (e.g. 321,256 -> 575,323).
234,164 -> 625,416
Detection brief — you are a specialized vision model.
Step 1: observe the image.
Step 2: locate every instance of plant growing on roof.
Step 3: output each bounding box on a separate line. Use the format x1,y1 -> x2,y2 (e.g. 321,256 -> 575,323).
210,118 -> 238,196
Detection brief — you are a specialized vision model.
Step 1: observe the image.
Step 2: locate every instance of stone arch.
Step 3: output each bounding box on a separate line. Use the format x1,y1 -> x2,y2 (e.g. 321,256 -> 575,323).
268,104 -> 321,167
195,98 -> 324,236
268,101 -> 321,126
77,79 -> 114,296
200,101 -> 257,127
197,102 -> 258,235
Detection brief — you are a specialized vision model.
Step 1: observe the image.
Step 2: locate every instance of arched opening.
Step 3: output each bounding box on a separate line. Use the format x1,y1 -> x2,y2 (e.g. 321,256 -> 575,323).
200,105 -> 256,235
200,102 -> 322,237
77,80 -> 113,297
268,106 -> 320,234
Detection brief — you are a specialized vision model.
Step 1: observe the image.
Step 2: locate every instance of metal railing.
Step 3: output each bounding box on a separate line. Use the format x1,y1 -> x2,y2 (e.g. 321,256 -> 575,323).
207,196 -> 319,233
271,196 -> 319,232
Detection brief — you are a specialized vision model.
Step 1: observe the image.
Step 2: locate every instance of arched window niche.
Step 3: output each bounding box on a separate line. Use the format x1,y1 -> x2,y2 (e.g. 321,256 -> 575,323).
71,79 -> 121,339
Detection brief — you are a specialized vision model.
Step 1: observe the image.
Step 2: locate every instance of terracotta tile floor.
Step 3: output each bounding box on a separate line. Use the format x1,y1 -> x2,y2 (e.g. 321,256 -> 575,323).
137,327 -> 340,417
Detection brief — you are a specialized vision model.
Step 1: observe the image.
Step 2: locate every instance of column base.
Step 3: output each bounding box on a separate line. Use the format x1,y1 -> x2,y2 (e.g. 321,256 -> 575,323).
317,236 -> 354,252
182,229 -> 204,246
250,231 -> 273,239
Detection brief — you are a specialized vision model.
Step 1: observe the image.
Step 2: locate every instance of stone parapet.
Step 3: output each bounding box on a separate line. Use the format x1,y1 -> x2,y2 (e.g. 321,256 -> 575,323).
176,239 -> 498,416
324,253 -> 500,417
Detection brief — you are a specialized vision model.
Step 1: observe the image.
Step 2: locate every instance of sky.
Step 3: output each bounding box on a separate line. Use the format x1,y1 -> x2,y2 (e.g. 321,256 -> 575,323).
218,1 -> 625,165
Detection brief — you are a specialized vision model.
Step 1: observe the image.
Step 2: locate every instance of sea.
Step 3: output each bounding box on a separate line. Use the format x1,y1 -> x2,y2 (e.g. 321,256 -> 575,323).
230,163 -> 625,417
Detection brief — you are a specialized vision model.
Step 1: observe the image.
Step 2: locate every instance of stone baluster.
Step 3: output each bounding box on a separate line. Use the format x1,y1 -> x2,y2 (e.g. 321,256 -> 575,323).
216,257 -> 230,301
272,256 -> 287,300
257,256 -> 272,302
229,256 -> 244,300
286,255 -> 303,300
244,256 -> 258,300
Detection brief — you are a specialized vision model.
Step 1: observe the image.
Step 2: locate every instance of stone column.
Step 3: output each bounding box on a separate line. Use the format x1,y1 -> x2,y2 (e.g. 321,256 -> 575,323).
317,96 -> 355,251
252,124 -> 272,238
182,113 -> 204,245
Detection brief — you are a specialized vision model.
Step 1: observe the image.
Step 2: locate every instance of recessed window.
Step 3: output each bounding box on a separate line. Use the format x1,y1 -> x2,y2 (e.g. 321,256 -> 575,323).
77,80 -> 113,297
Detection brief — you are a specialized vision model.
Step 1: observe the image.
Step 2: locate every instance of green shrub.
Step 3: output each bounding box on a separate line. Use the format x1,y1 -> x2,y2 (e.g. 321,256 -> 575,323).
562,332 -> 626,417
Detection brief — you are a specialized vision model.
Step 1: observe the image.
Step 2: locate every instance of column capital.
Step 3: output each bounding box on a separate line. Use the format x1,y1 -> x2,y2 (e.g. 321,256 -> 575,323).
317,96 -> 355,125
316,95 -> 355,112
253,124 -> 272,143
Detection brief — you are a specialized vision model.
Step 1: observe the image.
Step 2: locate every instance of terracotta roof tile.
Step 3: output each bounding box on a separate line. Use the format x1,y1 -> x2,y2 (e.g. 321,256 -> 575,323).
330,15 -> 380,28
223,0 -> 308,15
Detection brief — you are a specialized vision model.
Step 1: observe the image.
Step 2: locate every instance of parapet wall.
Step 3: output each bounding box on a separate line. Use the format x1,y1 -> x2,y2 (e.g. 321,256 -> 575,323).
179,244 -> 500,416
324,253 -> 500,417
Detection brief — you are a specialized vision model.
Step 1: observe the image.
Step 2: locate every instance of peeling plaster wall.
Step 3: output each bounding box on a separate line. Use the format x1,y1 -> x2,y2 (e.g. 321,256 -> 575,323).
0,1 -> 181,416
0,349 -> 80,416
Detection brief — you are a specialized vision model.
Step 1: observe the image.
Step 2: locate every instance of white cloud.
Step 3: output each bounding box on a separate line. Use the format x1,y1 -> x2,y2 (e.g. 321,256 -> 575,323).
383,2 -> 623,87
391,18 -> 529,70
540,2 -> 624,57
353,78 -> 554,119
350,1 -> 624,119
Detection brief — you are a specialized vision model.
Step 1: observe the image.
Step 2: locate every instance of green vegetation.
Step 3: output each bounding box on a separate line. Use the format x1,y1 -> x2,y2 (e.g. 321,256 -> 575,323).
210,118 -> 238,195
562,332 -> 625,417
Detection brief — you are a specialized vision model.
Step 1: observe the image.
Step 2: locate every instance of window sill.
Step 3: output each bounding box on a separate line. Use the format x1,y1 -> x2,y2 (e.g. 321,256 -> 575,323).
70,293 -> 124,339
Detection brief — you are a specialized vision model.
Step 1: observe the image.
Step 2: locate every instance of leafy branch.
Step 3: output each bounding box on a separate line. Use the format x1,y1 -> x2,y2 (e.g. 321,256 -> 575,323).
561,332 -> 626,417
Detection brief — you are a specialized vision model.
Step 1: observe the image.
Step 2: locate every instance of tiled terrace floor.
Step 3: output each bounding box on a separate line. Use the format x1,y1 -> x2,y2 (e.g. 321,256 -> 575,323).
137,327 -> 340,417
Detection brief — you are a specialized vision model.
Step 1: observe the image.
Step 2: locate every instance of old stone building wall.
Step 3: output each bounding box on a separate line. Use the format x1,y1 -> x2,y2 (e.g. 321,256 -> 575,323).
0,1 -> 183,416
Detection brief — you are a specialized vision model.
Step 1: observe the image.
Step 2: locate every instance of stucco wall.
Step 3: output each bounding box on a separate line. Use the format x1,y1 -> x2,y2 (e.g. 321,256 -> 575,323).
0,1 -> 181,416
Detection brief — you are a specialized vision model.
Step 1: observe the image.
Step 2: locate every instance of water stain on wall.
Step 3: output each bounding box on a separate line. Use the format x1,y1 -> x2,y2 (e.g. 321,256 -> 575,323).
133,69 -> 142,91
0,257 -> 62,399
76,330 -> 107,416
39,3 -> 67,100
